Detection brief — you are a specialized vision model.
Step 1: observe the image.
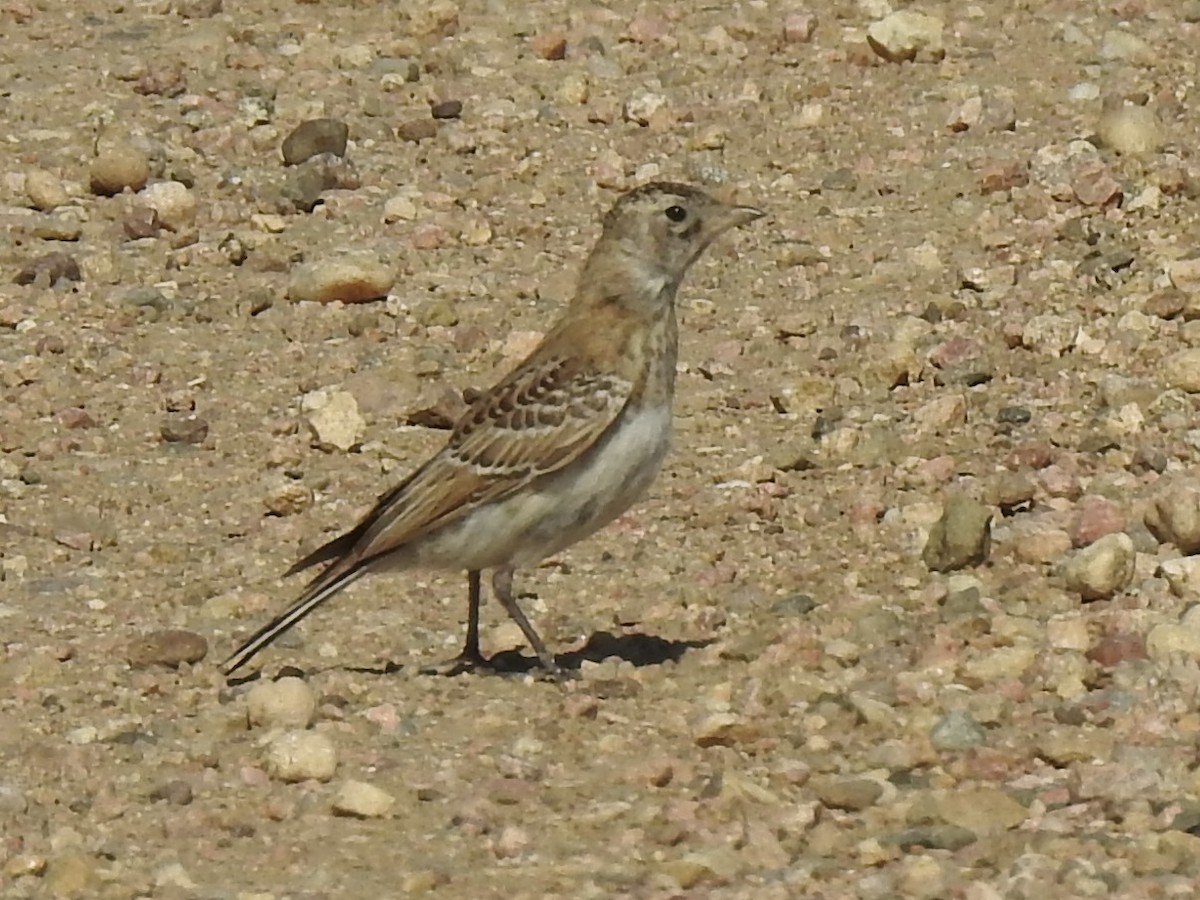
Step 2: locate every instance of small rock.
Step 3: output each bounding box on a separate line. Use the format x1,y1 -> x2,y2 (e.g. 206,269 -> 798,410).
1070,496 -> 1125,547
245,676 -> 316,729
1099,29 -> 1155,65
89,141 -> 150,195
1021,313 -> 1076,356
397,118 -> 438,142
623,92 -> 668,126
935,787 -> 1026,837
1168,258 -> 1200,294
1037,726 -> 1115,765
922,493 -> 992,572
125,629 -> 208,668
24,167 -> 69,210
814,777 -> 883,811
288,255 -> 395,304
1165,350 -> 1200,393
1146,624 -> 1200,661
1087,632 -> 1148,667
782,12 -> 818,43
1158,557 -> 1200,597
1073,162 -> 1123,207
1145,485 -> 1200,552
1061,532 -> 1135,600
13,252 -> 81,287
263,479 -> 314,516
150,779 -> 194,806
333,780 -> 396,818
530,33 -> 567,60
883,825 -> 977,851
1096,104 -> 1164,155
265,731 -> 338,782
123,205 -> 161,239
866,10 -> 945,63
281,118 -> 350,165
160,414 -> 209,444
43,852 -> 95,897
141,181 -> 197,231
430,99 -> 463,119
302,389 -> 365,451
280,155 -> 361,213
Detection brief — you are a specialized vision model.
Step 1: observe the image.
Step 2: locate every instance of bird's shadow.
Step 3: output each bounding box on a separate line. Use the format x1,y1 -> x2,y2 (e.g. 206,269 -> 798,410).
347,630 -> 712,678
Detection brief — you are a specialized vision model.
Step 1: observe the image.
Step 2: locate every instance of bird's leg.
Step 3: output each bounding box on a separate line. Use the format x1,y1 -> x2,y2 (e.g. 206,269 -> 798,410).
420,569 -> 490,676
492,566 -> 562,676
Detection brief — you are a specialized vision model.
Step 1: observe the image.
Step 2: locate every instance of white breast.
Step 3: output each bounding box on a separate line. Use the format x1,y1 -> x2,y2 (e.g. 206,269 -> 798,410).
408,402 -> 672,572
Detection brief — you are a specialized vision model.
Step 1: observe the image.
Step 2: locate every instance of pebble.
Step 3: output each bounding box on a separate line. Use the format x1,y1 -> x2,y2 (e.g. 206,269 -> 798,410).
281,118 -> 350,165
1158,557 -> 1200,597
1061,532 -> 1135,600
333,780 -> 396,818
1087,632 -> 1147,667
1070,496 -> 1125,547
813,777 -> 883,811
530,33 -> 567,60
89,141 -> 150,195
263,479 -> 314,516
24,167 -> 69,210
782,12 -> 818,44
302,388 -> 365,451
397,118 -> 438,142
245,676 -> 317,729
150,779 -> 194,806
922,493 -> 992,572
43,852 -> 95,897
1072,162 -> 1123,207
1168,258 -> 1200,294
866,10 -> 946,63
125,629 -> 208,668
1021,314 -> 1076,356
288,255 -> 395,304
1145,484 -> 1200,552
1037,726 -> 1115,765
141,180 -> 197,230
430,99 -> 463,119
32,216 -> 82,242
935,787 -> 1027,837
1096,104 -> 1164,155
160,414 -> 209,444
265,730 -> 338,782
13,251 -> 81,287
1099,29 -> 1155,65
1146,623 -> 1200,662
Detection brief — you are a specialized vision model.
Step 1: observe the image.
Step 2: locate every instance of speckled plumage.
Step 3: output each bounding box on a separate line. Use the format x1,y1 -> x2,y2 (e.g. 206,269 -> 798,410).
222,182 -> 763,677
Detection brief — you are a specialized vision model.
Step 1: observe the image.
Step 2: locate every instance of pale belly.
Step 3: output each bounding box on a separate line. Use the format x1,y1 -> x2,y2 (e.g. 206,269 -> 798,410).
404,403 -> 672,572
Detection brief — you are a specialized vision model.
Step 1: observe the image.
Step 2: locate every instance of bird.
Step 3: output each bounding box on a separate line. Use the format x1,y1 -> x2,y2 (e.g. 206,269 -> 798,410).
221,181 -> 764,678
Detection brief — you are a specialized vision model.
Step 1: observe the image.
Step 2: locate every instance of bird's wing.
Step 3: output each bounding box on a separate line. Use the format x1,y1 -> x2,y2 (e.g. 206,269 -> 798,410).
352,352 -> 633,558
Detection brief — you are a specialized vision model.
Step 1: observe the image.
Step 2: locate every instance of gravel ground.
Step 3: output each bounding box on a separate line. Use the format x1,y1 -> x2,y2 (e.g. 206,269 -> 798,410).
4,1 -> 1200,897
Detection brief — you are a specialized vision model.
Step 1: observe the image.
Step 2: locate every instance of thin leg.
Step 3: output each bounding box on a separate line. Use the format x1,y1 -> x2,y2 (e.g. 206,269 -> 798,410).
420,570 -> 489,676
492,566 -> 560,675
461,569 -> 483,662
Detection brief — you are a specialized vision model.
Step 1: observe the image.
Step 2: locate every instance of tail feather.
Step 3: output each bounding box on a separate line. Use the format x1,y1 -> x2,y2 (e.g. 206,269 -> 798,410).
283,529 -> 361,578
221,561 -> 367,676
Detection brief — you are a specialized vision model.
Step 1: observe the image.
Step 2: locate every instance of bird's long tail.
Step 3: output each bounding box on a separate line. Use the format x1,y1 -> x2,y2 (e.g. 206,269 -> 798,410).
220,561 -> 367,676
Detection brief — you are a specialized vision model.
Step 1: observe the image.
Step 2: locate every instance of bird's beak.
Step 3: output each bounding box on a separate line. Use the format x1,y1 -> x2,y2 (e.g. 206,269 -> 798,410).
723,204 -> 766,229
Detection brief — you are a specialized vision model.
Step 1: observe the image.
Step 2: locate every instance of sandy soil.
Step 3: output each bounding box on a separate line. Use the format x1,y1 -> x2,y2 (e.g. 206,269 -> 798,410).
3,1 -> 1200,897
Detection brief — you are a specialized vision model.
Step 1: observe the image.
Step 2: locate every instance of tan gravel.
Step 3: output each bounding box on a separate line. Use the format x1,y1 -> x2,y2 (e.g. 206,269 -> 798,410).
4,1 -> 1200,897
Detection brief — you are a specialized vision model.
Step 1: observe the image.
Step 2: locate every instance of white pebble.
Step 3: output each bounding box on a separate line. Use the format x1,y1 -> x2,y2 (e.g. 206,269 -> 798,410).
332,780 -> 396,818
245,676 -> 316,729
265,731 -> 338,782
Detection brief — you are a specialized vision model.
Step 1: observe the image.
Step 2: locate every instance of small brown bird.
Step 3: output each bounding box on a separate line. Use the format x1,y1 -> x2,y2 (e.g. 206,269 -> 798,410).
222,182 -> 763,678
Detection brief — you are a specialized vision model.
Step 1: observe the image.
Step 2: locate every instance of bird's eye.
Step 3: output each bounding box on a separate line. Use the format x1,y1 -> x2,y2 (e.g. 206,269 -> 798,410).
665,205 -> 688,223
